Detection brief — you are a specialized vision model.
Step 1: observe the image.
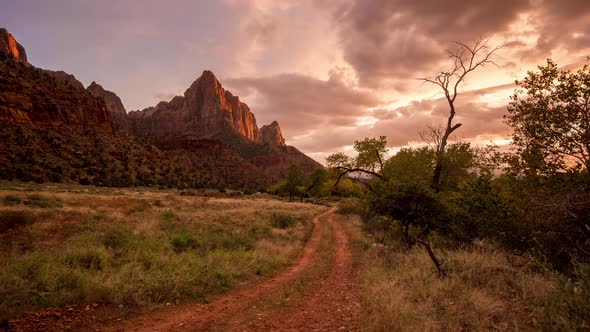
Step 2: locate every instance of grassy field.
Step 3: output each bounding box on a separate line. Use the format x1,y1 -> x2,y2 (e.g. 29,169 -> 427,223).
341,214 -> 562,331
0,181 -> 328,321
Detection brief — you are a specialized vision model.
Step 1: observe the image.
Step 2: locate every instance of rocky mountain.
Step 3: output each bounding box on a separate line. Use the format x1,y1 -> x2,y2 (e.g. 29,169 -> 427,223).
128,70 -> 268,143
87,81 -> 129,131
261,121 -> 286,146
0,28 -> 320,190
0,58 -> 111,128
0,28 -> 27,63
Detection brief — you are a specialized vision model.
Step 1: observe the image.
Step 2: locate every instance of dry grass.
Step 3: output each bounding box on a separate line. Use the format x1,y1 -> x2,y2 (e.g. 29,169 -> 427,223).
0,181 -> 327,320
342,215 -> 558,332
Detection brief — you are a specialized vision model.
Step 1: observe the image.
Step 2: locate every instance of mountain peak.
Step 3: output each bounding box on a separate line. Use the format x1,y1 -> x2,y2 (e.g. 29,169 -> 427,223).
261,121 -> 286,146
0,28 -> 28,63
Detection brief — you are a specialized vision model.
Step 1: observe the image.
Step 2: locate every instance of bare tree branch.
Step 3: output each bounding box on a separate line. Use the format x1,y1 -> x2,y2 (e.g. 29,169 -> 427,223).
418,39 -> 502,191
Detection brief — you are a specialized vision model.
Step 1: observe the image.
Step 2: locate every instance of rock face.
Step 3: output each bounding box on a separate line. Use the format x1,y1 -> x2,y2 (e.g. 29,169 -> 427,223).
129,71 -> 264,142
0,28 -> 321,190
0,28 -> 27,63
87,82 -> 129,131
261,121 -> 286,146
45,70 -> 85,91
0,56 -> 111,128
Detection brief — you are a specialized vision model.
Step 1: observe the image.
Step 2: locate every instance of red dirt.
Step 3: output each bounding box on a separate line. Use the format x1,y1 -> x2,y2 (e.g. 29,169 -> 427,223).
7,207 -> 362,331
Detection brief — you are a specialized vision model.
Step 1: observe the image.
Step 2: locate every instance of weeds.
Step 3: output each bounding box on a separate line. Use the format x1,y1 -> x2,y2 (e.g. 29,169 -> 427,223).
27,194 -> 63,208
0,210 -> 36,233
0,182 -> 327,320
3,194 -> 21,206
270,211 -> 295,228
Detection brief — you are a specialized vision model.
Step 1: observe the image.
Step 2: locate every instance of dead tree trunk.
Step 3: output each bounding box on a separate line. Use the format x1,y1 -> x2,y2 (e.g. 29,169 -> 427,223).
420,40 -> 502,192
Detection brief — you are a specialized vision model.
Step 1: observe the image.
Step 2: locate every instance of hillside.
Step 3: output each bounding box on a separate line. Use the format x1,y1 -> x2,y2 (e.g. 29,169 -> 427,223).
0,28 -> 320,190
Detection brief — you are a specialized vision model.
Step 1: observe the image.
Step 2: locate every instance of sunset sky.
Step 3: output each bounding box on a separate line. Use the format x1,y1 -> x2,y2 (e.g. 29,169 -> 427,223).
2,0 -> 590,162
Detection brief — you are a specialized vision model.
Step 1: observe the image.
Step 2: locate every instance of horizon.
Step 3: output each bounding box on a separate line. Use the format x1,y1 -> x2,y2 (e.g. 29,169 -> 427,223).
2,0 -> 589,163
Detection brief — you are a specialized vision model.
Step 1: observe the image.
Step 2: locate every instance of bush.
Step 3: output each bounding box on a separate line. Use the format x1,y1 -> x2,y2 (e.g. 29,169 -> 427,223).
102,226 -> 134,251
63,249 -> 104,270
542,262 -> 590,330
27,194 -> 63,208
0,210 -> 35,233
338,199 -> 362,215
270,211 -> 295,228
170,232 -> 199,253
3,194 -> 21,206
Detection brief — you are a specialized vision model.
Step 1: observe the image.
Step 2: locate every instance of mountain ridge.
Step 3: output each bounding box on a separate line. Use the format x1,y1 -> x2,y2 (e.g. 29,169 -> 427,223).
0,28 -> 320,190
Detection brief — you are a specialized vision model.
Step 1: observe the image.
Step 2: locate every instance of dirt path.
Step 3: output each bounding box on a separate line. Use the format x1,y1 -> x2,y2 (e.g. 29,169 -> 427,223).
101,206 -> 361,331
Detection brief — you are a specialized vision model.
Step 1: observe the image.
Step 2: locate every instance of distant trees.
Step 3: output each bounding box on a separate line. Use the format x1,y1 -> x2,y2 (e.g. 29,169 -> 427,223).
285,164 -> 304,201
506,59 -> 590,175
300,168 -> 328,202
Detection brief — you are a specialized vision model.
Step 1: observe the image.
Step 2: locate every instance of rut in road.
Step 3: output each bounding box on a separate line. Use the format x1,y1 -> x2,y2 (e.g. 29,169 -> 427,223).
106,207 -> 361,331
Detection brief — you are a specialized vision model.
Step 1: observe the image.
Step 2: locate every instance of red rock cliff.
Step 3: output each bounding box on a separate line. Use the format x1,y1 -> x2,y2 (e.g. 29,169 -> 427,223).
87,82 -> 129,131
129,71 -> 261,141
261,121 -> 286,146
0,28 -> 27,63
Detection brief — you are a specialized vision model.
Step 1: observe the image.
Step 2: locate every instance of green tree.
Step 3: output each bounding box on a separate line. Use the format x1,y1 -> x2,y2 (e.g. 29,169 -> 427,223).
326,137 -> 388,191
506,59 -> 590,175
285,164 -> 304,202
300,167 -> 328,202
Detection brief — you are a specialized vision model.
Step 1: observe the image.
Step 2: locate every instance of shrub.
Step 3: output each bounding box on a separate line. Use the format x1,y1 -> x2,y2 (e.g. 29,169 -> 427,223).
270,211 -> 295,229
0,210 -> 35,233
63,249 -> 104,270
170,232 -> 199,253
27,194 -> 63,208
102,226 -> 134,251
542,262 -> 590,330
338,199 -> 362,215
201,225 -> 256,251
3,194 -> 21,206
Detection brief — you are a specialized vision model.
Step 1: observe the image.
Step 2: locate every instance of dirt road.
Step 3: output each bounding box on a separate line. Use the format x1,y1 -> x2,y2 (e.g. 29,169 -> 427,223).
107,207 -> 361,331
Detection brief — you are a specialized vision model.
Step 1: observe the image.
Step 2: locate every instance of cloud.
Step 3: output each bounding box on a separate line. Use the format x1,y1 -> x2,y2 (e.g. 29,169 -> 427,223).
334,0 -> 532,87
225,72 -> 382,139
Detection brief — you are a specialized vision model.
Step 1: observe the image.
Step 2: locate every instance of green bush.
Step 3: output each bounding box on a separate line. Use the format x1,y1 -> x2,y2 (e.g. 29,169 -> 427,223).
201,225 -> 256,251
270,211 -> 296,228
338,199 -> 362,215
170,232 -> 199,253
102,226 -> 134,251
3,194 -> 21,206
63,249 -> 105,270
542,262 -> 590,331
27,194 -> 63,208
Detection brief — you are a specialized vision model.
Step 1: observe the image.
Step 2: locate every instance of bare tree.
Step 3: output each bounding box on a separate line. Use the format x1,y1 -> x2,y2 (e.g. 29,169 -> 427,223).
420,39 -> 502,192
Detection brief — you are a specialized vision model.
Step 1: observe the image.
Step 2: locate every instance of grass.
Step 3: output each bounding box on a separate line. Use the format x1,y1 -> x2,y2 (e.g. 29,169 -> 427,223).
342,214 -> 561,331
270,211 -> 296,229
0,181 -> 327,321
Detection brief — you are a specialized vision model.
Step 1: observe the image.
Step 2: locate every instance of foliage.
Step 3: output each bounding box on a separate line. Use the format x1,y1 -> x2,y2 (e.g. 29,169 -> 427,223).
285,164 -> 304,201
3,194 -> 21,206
270,211 -> 296,229
506,59 -> 590,175
27,194 -> 63,208
542,262 -> 590,331
353,136 -> 388,172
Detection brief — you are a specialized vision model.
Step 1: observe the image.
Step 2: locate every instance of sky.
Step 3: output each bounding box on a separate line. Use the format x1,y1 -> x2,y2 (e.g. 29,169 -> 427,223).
2,0 -> 590,162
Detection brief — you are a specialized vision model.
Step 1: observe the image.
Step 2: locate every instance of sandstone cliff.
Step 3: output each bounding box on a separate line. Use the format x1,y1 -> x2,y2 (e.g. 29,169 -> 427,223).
87,82 -> 129,131
0,28 -> 27,63
0,28 -> 321,190
261,121 -> 286,146
0,57 -> 111,128
129,70 -> 262,141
